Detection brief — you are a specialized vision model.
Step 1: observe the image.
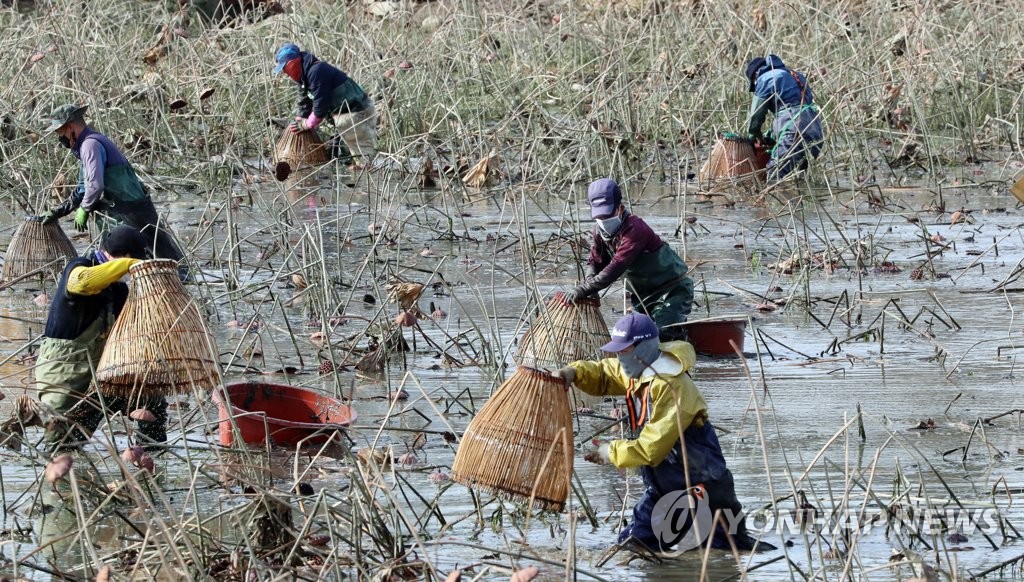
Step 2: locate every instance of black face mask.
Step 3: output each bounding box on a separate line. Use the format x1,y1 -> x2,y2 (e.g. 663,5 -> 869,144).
58,129 -> 76,150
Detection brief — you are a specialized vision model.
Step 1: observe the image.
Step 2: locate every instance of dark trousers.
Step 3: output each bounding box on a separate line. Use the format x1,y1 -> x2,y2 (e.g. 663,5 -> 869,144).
618,463 -> 755,552
46,391 -> 168,451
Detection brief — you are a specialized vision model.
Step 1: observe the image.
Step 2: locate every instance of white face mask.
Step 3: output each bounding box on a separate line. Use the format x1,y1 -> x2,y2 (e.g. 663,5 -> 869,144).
596,215 -> 624,238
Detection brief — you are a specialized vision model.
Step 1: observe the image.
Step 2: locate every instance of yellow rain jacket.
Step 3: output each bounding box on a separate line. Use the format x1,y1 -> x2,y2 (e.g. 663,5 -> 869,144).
570,341 -> 716,471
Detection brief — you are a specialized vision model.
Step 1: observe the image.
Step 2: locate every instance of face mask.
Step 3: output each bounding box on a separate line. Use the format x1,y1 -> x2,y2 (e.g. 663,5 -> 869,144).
596,215 -> 623,238
58,135 -> 72,149
283,58 -> 302,83
617,338 -> 661,378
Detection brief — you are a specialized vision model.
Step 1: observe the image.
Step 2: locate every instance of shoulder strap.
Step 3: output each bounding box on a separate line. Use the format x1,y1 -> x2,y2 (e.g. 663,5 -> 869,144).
789,69 -> 808,105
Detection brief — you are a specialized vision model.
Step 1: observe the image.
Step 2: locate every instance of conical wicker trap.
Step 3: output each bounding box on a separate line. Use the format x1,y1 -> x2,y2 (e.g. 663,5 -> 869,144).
274,127 -> 327,169
451,366 -> 573,512
698,135 -> 768,190
96,259 -> 220,397
1,218 -> 78,283
515,292 -> 609,369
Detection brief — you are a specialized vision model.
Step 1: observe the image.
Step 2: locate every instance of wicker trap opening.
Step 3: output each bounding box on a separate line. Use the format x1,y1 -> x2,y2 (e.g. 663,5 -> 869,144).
451,366 -> 574,512
1,219 -> 78,283
515,292 -> 609,369
96,259 -> 220,397
274,128 -> 327,169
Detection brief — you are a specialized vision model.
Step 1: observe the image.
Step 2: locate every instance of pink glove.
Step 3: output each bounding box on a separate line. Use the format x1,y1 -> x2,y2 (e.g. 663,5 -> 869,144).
289,113 -> 322,134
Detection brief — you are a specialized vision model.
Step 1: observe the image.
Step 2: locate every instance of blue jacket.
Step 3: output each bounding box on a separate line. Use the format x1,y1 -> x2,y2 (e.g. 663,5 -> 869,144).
751,54 -> 814,113
294,52 -> 366,118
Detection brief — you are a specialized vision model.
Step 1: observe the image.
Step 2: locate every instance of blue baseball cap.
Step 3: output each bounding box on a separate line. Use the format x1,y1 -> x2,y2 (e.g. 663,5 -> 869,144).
602,312 -> 660,353
273,43 -> 301,74
587,178 -> 622,219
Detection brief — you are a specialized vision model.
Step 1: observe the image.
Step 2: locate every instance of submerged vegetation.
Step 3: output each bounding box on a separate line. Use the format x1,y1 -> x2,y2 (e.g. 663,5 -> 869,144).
0,1 -> 1023,581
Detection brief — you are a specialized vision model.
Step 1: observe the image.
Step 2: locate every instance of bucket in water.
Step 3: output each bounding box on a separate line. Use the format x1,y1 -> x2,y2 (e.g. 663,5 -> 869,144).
683,318 -> 747,357
215,381 -> 357,447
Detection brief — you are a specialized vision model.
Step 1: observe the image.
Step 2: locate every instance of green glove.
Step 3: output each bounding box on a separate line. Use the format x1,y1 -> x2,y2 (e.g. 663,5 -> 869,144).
74,208 -> 89,232
35,211 -> 56,224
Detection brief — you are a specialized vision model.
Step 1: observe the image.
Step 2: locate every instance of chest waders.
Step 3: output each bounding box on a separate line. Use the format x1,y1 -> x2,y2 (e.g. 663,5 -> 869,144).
606,243 -> 695,340
37,307 -> 113,413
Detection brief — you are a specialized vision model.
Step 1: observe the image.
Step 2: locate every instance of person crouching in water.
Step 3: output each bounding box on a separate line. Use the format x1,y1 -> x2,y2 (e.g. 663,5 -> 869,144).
273,42 -> 376,166
744,54 -> 824,180
35,226 -> 168,452
554,313 -> 772,553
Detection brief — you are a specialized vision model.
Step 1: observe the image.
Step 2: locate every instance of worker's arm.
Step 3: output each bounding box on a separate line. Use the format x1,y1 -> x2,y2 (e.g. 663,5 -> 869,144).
745,95 -> 770,140
79,138 -> 108,211
569,358 -> 630,398
574,219 -> 651,298
65,258 -> 141,296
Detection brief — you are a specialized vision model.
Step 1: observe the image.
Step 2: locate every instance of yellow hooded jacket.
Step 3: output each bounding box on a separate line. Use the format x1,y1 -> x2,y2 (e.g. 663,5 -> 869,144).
570,341 -> 708,469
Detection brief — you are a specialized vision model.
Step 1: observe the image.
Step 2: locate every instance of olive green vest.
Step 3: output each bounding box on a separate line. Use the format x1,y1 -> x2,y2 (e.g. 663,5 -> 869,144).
79,163 -> 148,206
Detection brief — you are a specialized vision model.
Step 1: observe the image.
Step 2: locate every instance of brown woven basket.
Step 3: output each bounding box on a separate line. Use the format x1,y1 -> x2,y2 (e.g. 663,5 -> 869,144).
451,366 -> 574,512
96,259 -> 221,397
274,127 -> 327,169
1,219 -> 78,283
698,136 -> 767,188
515,292 -> 609,369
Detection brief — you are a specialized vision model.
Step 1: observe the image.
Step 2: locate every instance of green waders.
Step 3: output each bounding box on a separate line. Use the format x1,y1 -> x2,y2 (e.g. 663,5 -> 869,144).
622,244 -> 695,342
36,310 -> 168,450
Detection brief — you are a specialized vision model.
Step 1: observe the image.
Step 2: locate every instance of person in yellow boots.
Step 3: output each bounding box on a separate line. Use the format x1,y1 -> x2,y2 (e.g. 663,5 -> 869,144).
35,226 -> 167,452
554,313 -> 773,554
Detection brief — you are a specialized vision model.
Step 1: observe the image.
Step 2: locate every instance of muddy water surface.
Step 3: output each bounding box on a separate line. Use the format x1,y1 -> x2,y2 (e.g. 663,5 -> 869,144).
2,176 -> 1024,581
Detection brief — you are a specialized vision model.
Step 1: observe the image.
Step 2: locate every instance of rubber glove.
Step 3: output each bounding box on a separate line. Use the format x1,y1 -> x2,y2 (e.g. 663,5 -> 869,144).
550,366 -> 576,390
583,439 -> 612,465
33,211 -> 56,224
74,208 -> 89,232
564,286 -> 587,303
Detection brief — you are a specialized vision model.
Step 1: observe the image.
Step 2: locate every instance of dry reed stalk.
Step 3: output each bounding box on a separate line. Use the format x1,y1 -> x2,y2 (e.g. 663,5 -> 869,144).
0,218 -> 77,282
515,292 -> 609,369
698,136 -> 768,191
274,128 -> 327,169
96,259 -> 221,397
451,366 -> 573,512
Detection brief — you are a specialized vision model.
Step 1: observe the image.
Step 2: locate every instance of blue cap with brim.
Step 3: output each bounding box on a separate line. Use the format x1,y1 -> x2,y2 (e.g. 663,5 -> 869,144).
588,178 -> 622,219
273,43 -> 301,74
601,312 -> 660,353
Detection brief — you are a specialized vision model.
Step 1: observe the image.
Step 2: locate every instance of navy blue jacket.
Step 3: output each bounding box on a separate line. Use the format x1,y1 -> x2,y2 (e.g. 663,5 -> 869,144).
751,54 -> 814,113
294,52 -> 363,118
44,254 -> 128,340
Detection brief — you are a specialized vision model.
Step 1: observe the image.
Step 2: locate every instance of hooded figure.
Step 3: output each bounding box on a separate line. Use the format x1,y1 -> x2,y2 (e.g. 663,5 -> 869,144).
34,104 -> 187,275
553,313 -> 774,554
273,43 -> 377,163
744,54 -> 824,180
36,226 -> 168,451
566,178 -> 694,342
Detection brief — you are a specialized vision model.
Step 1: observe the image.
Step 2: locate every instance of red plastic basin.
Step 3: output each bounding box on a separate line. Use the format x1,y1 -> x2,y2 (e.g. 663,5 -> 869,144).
215,381 -> 357,447
684,318 -> 747,357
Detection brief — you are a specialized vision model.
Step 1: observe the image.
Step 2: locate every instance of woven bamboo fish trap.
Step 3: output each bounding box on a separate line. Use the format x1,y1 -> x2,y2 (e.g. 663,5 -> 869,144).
451,366 -> 573,512
1,218 -> 78,283
699,135 -> 768,190
515,292 -> 609,369
274,127 -> 327,169
96,259 -> 220,397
